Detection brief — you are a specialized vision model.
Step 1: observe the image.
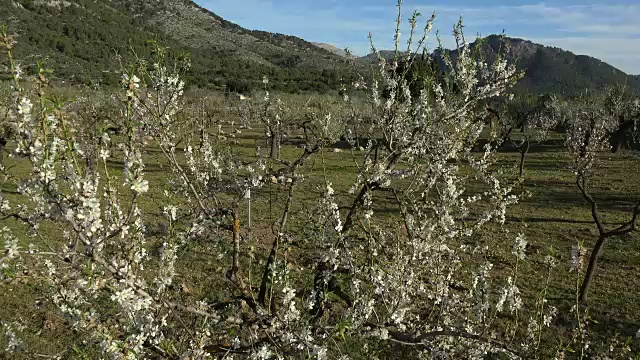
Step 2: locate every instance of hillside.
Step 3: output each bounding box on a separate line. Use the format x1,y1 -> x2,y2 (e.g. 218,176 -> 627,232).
1,0 -> 355,93
361,35 -> 640,96
475,35 -> 640,96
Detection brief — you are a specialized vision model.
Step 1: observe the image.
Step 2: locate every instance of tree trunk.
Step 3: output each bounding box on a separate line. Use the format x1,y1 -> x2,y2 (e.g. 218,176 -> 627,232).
198,128 -> 205,150
269,134 -> 279,159
579,234 -> 607,302
277,132 -> 282,160
227,209 -> 241,282
518,139 -> 530,177
354,124 -> 360,148
0,137 -> 6,169
610,119 -> 635,153
611,128 -> 626,153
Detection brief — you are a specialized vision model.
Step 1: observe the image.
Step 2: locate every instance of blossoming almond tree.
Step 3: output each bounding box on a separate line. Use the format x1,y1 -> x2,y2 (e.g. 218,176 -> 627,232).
566,89 -> 640,302
604,85 -> 640,153
490,94 -> 559,177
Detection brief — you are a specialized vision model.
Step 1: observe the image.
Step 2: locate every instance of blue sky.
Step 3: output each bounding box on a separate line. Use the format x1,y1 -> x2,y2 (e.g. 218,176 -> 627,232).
195,0 -> 640,74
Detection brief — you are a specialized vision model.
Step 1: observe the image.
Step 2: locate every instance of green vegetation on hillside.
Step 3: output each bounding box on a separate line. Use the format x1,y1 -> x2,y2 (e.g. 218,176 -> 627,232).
1,0 -> 357,93
470,35 -> 640,96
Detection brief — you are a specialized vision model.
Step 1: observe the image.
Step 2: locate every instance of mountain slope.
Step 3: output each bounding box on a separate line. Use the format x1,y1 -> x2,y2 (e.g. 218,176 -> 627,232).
476,35 -> 640,96
312,43 -> 347,57
1,0 -> 354,93
359,50 -> 401,63
360,35 -> 640,96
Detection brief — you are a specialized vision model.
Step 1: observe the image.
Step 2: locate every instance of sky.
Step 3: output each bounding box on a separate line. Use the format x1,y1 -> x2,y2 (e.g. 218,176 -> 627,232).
195,0 -> 640,74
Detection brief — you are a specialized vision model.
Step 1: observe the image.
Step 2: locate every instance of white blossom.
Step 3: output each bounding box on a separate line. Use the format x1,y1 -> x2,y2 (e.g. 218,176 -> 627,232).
131,177 -> 149,194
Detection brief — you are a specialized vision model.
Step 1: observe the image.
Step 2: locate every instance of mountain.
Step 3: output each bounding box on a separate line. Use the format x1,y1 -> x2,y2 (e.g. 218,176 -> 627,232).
359,50 -> 401,63
1,0 -> 354,93
311,43 -> 347,57
474,35 -> 640,96
360,35 -> 640,96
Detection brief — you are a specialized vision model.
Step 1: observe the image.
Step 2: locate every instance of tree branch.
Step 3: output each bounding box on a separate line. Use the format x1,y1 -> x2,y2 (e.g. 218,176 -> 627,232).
576,176 -> 606,235
258,178 -> 296,307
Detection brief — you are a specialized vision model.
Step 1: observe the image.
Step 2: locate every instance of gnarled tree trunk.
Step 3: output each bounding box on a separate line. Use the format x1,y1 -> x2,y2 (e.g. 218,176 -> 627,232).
578,234 -> 605,302
518,138 -> 530,177
0,136 -> 7,169
269,133 -> 279,159
610,119 -> 635,153
576,177 -> 640,302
